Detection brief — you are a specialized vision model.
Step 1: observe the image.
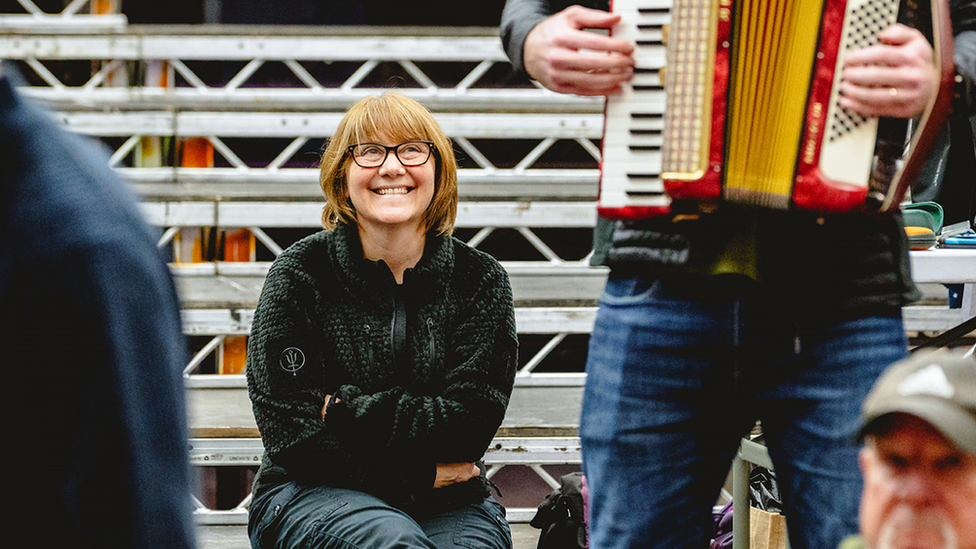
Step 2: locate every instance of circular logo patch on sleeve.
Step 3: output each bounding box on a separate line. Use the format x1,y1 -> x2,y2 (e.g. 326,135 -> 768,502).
279,347 -> 306,375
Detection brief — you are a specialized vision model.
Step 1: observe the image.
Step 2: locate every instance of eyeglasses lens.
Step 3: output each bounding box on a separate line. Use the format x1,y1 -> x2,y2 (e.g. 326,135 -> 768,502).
352,142 -> 431,167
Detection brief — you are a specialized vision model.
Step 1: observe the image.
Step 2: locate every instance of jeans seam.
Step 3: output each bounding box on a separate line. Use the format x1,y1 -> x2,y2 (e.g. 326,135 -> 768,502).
452,503 -> 511,549
307,526 -> 364,549
599,276 -> 658,305
250,483 -> 303,549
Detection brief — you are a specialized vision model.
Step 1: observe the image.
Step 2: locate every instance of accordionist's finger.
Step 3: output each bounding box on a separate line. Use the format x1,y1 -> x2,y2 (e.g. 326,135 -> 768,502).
557,29 -> 636,57
555,83 -> 626,96
838,82 -> 928,118
547,68 -> 633,96
550,49 -> 636,72
561,4 -> 623,30
844,24 -> 933,69
842,63 -> 926,90
545,6 -> 634,56
876,22 -> 928,47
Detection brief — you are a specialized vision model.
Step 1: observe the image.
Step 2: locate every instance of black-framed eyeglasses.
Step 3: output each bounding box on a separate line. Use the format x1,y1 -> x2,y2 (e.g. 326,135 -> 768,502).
346,141 -> 435,168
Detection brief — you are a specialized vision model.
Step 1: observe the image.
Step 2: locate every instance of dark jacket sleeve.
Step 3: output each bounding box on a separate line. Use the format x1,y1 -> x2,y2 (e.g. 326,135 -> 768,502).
247,255 -> 443,495
501,0 -> 555,72
247,260 -> 330,456
246,259 -> 415,487
913,0 -> 976,225
326,258 -> 518,464
957,31 -> 976,115
950,0 -> 976,107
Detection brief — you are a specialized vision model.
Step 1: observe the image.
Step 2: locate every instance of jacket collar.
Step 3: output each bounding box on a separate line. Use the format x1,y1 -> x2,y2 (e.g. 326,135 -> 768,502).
331,222 -> 454,299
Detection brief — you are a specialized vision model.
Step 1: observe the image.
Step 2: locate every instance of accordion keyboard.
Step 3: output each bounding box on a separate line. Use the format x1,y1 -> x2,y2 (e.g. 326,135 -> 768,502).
599,0 -> 672,215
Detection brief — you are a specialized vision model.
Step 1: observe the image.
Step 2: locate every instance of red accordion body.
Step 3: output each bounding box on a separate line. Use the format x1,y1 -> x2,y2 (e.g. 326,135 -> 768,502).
598,0 -> 954,219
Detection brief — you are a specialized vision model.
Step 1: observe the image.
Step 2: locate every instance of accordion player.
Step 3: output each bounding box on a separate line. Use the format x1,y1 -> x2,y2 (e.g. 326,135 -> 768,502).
598,0 -> 956,219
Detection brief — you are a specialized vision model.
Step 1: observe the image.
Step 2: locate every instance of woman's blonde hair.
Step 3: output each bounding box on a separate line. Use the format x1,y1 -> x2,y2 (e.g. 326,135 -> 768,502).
319,92 -> 458,235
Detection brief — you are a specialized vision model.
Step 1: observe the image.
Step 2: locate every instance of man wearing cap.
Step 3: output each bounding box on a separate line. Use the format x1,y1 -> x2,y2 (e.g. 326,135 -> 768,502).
841,351 -> 976,549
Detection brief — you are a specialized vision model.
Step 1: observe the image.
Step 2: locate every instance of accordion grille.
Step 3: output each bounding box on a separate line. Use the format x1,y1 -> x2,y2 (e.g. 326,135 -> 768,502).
723,0 -> 823,209
660,0 -> 717,180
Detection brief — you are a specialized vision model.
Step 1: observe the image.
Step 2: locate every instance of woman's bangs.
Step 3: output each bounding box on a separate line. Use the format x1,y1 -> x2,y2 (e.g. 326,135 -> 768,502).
354,100 -> 433,145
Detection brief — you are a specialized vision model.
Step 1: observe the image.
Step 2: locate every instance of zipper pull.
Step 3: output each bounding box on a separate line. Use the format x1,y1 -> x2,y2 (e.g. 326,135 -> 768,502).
364,323 -> 376,368
426,317 -> 435,363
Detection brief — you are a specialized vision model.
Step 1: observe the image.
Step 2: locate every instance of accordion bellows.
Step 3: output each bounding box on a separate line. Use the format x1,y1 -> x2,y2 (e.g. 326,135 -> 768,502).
598,0 -> 955,219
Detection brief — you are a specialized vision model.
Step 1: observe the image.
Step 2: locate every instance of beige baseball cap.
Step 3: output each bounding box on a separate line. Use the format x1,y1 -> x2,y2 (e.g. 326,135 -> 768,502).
860,350 -> 976,453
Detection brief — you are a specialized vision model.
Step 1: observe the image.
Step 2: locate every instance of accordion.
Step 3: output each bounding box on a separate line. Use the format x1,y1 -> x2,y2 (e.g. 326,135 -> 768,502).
598,0 -> 955,219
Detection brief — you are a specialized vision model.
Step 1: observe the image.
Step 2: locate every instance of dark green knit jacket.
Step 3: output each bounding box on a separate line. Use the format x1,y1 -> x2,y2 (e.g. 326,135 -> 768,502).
246,223 -> 518,512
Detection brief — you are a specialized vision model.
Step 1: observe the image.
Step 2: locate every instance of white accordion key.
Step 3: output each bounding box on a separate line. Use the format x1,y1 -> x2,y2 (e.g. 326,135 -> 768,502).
599,0 -> 672,214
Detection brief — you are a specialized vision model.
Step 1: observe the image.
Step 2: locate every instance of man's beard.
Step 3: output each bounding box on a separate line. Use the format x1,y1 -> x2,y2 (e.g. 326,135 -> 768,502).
876,505 -> 958,549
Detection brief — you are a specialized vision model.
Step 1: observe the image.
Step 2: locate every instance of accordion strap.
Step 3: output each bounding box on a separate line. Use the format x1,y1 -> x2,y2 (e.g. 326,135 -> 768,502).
881,0 -> 957,212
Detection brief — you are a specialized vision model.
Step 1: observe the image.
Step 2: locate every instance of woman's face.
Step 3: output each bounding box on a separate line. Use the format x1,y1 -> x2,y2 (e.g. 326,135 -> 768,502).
345,135 -> 436,235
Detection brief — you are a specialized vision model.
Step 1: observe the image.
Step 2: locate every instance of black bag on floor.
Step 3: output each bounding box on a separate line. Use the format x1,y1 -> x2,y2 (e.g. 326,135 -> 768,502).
530,472 -> 587,549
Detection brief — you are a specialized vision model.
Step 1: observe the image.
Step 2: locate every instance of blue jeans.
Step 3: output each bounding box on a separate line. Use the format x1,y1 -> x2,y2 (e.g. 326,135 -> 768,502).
579,274 -> 907,549
248,482 -> 512,549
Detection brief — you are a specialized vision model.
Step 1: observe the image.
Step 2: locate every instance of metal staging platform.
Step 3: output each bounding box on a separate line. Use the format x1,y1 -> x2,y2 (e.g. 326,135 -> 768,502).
2,14 -> 614,529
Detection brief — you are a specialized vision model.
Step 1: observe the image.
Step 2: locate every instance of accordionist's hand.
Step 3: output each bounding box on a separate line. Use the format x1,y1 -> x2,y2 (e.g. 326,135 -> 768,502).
839,23 -> 938,119
524,5 -> 635,96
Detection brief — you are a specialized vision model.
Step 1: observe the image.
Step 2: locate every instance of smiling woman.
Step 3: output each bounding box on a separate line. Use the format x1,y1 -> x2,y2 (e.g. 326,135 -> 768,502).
317,94 -> 460,283
320,93 -> 458,237
245,92 -> 518,549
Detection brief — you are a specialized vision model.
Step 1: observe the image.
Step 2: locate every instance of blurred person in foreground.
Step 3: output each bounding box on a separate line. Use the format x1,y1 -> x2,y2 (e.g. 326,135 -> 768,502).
842,350 -> 976,549
0,62 -> 195,547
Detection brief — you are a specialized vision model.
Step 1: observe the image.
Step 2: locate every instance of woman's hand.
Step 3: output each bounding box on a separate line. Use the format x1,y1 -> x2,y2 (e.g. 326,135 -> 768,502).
433,462 -> 480,488
840,24 -> 938,118
321,394 -> 340,422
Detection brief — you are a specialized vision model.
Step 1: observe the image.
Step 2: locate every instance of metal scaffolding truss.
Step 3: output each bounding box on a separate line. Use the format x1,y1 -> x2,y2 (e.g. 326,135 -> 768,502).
0,1 -> 663,378
1,18 -> 667,263
145,201 -> 598,229
52,111 -> 608,142
0,23 -> 659,112
55,110 -> 617,199
151,204 -> 600,288
0,21 -> 667,214
173,251 -> 976,390
123,168 -> 601,204
0,25 -> 631,112
175,261 -> 608,385
181,307 -> 598,387
1,0 -> 128,31
9,0 -> 97,15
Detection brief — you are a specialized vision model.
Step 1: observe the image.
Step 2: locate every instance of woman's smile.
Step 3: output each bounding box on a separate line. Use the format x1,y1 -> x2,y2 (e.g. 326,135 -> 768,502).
372,186 -> 414,195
